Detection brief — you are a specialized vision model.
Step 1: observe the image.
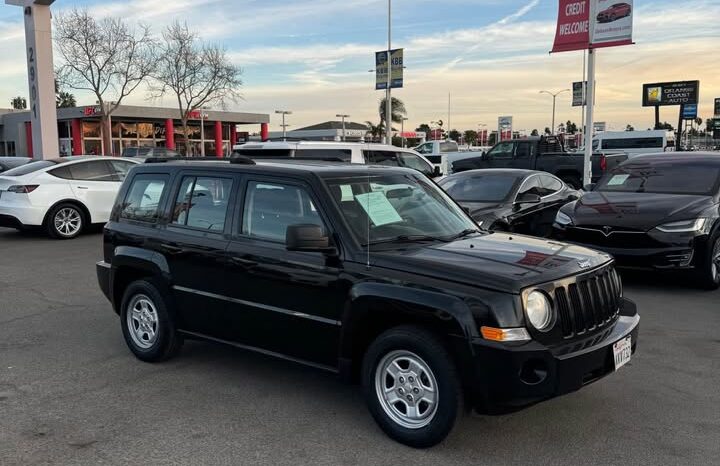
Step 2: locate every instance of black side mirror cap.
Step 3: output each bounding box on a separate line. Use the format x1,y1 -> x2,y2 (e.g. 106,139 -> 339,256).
286,224 -> 336,255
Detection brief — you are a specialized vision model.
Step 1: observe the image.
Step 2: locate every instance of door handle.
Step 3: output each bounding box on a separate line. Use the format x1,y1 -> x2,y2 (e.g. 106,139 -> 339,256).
76,186 -> 89,190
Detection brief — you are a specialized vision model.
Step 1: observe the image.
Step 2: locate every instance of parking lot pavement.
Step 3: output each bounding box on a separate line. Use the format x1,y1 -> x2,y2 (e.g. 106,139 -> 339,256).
0,228 -> 718,466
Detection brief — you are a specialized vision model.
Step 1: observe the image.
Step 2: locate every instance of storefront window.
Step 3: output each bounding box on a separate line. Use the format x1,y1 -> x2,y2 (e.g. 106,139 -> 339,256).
223,125 -> 231,141
84,140 -> 102,155
83,121 -> 101,138
137,123 -> 154,139
57,121 -> 70,139
111,122 -> 121,138
121,123 -> 138,139
154,123 -> 167,140
59,139 -> 72,157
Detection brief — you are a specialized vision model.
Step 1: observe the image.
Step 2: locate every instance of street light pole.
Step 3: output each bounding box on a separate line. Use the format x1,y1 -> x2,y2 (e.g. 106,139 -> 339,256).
336,114 -> 350,141
385,0 -> 393,146
275,110 -> 292,141
539,89 -> 570,135
400,117 -> 408,147
200,107 -> 208,157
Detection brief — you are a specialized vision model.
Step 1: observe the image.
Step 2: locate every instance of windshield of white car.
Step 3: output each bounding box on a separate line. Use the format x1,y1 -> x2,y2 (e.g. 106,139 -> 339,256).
324,173 -> 479,246
439,174 -> 521,202
596,162 -> 720,195
1,160 -> 59,176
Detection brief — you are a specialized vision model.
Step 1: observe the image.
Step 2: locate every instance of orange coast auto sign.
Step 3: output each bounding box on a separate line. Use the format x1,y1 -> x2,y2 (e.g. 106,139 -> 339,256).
552,0 -> 633,53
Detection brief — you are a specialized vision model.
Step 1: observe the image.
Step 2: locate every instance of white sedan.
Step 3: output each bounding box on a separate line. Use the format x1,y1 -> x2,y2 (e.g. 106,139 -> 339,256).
0,156 -> 140,239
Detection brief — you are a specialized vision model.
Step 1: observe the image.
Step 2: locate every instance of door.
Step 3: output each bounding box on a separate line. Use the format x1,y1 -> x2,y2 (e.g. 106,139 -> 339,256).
512,142 -> 535,169
222,179 -> 346,366
68,160 -> 122,223
484,142 -> 516,168
159,172 -> 236,336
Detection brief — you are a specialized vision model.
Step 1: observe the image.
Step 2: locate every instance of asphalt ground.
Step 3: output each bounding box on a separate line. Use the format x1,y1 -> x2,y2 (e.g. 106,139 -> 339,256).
0,228 -> 718,465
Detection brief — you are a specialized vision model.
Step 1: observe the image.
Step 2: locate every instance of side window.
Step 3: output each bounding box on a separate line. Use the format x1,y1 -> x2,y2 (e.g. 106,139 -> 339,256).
593,140 -> 601,150
517,176 -> 544,198
69,161 -> 115,181
540,175 -> 564,194
108,160 -> 135,182
241,181 -> 325,242
515,143 -> 532,159
439,142 -> 458,153
295,149 -> 352,162
365,151 -> 401,166
49,166 -> 73,180
416,143 -> 432,154
487,142 -> 514,159
398,153 -> 433,175
171,176 -> 233,231
120,174 -> 169,223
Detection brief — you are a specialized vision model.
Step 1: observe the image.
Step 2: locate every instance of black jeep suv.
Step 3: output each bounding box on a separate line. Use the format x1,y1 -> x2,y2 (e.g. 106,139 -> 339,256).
97,159 -> 639,448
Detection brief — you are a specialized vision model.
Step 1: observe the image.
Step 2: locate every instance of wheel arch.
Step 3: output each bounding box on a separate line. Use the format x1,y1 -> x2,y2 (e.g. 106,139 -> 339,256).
339,283 -> 477,385
110,247 -> 171,314
43,199 -> 93,227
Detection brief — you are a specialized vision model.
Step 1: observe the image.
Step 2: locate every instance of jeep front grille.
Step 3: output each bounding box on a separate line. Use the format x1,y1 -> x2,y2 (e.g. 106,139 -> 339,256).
553,266 -> 622,338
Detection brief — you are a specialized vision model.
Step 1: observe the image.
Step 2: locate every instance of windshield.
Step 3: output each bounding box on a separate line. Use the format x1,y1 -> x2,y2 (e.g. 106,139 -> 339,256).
325,173 -> 478,246
440,174 -> 521,202
596,161 -> 720,195
1,160 -> 58,176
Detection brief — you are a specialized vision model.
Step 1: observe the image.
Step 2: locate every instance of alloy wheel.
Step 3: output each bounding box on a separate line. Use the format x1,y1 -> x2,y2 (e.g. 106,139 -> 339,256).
126,294 -> 160,349
54,208 -> 82,237
711,239 -> 720,282
374,350 -> 439,429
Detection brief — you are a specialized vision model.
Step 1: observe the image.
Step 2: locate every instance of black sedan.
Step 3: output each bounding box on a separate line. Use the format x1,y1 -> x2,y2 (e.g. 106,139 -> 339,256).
553,153 -> 720,289
438,169 -> 580,237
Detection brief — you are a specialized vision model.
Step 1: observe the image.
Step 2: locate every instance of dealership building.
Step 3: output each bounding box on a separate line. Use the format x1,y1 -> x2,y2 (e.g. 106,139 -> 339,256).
0,105 -> 270,158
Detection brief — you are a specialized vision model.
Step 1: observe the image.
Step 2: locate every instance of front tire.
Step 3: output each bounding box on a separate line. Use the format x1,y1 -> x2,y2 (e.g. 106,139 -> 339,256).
362,326 -> 462,448
120,279 -> 183,362
46,203 -> 84,239
694,234 -> 720,290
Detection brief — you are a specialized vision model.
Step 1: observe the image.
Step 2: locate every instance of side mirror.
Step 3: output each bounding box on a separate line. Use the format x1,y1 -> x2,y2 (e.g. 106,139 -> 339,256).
286,224 -> 336,254
432,166 -> 442,178
515,193 -> 542,205
583,183 -> 596,192
481,152 -> 489,161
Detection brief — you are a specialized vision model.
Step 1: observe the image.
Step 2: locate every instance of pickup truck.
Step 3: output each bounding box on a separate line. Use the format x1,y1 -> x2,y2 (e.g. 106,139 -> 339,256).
446,136 -> 628,189
415,140 -> 485,175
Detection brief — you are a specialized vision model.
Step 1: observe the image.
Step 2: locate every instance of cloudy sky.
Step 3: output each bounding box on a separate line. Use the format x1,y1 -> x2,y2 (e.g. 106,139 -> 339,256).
0,0 -> 718,133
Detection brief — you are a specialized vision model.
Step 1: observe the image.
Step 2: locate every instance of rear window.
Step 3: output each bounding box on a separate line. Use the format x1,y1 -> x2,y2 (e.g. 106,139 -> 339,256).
597,162 -> 720,195
295,149 -> 351,162
440,174 -> 521,202
602,138 -> 663,150
120,174 -> 169,223
1,160 -> 57,176
233,149 -> 293,158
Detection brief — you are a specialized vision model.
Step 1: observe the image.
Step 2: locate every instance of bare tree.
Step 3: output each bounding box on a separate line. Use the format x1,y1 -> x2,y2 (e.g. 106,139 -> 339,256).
54,8 -> 157,155
152,22 -> 242,155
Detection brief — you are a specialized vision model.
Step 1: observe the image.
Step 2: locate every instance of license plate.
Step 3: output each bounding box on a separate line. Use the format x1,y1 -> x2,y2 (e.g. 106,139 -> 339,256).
613,336 -> 632,371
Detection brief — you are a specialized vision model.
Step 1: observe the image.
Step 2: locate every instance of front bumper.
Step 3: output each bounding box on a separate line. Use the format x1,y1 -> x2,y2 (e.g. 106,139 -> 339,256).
471,298 -> 639,409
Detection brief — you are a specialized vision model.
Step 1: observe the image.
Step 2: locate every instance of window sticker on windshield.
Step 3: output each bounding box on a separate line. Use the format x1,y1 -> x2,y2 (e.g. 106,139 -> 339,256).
607,174 -> 630,186
354,192 -> 403,226
340,185 -> 354,202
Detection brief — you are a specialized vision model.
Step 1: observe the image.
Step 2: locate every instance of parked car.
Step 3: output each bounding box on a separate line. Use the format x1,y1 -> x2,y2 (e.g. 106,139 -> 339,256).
232,141 -> 438,178
122,147 -> 180,158
0,157 -> 31,174
438,169 -> 580,237
447,136 -> 628,189
554,153 -> 720,289
597,2 -> 632,23
97,158 -> 639,448
0,156 -> 140,239
591,130 -> 675,158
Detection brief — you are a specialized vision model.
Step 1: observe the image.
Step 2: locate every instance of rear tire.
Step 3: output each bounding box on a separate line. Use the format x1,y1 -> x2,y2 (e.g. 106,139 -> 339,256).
120,279 -> 184,362
694,234 -> 720,290
361,326 -> 462,448
46,203 -> 84,239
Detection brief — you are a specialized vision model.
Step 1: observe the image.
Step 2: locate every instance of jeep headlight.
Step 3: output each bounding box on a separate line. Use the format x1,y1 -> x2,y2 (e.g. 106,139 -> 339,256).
525,291 -> 554,331
655,218 -> 710,234
555,211 -> 573,226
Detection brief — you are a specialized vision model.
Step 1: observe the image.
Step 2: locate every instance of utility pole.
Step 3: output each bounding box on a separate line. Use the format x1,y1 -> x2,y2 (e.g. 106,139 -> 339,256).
200,107 -> 208,157
540,89 -> 571,135
275,110 -> 292,141
385,0 -> 393,146
336,114 -> 350,141
400,117 -> 408,147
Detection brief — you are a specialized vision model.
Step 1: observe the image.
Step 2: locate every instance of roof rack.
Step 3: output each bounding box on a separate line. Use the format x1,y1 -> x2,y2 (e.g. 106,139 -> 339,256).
228,155 -> 257,165
143,156 -> 229,164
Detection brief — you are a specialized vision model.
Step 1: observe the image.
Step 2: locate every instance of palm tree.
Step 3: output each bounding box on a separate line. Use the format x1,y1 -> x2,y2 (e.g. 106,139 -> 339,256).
55,80 -> 76,108
365,121 -> 383,142
378,97 -> 407,127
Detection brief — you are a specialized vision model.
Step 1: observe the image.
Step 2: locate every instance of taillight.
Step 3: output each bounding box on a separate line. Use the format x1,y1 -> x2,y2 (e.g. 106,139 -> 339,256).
600,155 -> 607,172
7,185 -> 39,193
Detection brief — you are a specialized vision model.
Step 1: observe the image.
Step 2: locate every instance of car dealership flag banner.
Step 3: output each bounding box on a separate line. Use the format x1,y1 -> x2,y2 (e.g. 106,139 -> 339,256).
552,0 -> 633,52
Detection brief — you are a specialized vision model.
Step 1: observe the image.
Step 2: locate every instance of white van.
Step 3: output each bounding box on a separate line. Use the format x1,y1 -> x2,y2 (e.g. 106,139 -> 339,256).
232,141 -> 438,177
592,131 -> 675,158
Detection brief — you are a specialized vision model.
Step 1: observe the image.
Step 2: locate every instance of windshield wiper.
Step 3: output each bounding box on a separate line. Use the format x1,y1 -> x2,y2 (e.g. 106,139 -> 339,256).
447,229 -> 481,241
366,235 -> 452,246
